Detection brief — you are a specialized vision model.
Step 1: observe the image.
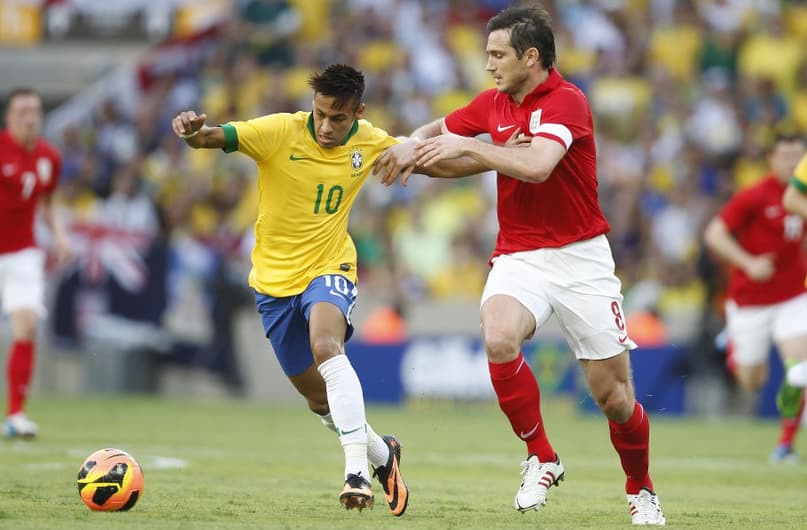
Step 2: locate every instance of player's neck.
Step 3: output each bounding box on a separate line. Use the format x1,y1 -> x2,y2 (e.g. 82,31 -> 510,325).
511,69 -> 549,105
774,173 -> 791,186
9,130 -> 37,151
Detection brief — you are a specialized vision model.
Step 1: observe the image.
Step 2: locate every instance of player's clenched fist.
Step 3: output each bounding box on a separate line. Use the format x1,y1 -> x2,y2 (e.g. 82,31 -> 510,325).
171,110 -> 225,149
172,110 -> 208,139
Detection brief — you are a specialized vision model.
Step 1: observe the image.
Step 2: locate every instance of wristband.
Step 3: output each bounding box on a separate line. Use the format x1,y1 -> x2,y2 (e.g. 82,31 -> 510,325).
181,130 -> 200,139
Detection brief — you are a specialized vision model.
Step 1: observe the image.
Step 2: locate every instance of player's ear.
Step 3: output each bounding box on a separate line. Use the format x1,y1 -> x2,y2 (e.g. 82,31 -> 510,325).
526,47 -> 539,68
354,102 -> 366,119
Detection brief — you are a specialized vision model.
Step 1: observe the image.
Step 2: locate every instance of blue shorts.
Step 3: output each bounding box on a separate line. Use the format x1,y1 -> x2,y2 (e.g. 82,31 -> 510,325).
254,275 -> 357,377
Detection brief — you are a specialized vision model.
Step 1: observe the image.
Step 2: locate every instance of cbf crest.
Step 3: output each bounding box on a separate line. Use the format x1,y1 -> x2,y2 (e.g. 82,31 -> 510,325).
350,148 -> 364,178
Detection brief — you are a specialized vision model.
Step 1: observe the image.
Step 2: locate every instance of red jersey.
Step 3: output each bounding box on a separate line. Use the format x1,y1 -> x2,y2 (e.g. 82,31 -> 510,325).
445,68 -> 609,259
0,129 -> 61,254
718,174 -> 806,306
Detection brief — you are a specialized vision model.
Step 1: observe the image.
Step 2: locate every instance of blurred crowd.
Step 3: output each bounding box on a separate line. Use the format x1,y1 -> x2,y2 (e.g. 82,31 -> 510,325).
44,0 -> 807,365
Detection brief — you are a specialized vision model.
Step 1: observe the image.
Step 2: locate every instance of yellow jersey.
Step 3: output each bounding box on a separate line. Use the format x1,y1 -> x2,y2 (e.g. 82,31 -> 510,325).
221,111 -> 398,297
792,153 -> 807,192
791,153 -> 807,287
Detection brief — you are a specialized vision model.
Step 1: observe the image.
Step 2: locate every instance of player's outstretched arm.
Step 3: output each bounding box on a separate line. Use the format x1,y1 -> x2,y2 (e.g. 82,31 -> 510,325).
374,140 -> 488,187
420,127 -> 533,179
409,118 -> 446,142
171,110 -> 225,149
374,125 -> 532,186
416,157 -> 489,180
704,216 -> 775,281
374,118 -> 448,186
416,132 -> 564,184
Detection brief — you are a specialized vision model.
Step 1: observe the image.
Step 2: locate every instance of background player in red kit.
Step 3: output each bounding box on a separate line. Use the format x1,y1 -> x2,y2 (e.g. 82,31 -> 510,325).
0,88 -> 69,438
704,134 -> 807,463
374,5 -> 664,526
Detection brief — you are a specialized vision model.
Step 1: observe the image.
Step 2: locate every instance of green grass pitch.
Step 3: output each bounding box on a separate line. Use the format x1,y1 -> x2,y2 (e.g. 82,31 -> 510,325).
0,396 -> 804,529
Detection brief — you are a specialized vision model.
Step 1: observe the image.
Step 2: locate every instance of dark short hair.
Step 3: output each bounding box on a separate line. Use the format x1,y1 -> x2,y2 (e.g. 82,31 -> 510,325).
308,64 -> 365,111
769,133 -> 806,153
4,87 -> 40,112
487,5 -> 556,68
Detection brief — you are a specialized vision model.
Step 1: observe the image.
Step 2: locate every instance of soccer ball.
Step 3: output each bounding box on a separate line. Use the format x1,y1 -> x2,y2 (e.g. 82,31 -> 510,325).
77,448 -> 144,511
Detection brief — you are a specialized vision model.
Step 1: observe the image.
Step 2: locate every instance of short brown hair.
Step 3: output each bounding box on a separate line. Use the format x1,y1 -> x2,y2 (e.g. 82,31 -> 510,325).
4,87 -> 40,112
487,5 -> 556,68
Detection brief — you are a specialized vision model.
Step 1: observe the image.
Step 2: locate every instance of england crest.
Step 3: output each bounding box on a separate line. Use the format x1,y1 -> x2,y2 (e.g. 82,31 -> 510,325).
529,109 -> 542,134
37,157 -> 52,184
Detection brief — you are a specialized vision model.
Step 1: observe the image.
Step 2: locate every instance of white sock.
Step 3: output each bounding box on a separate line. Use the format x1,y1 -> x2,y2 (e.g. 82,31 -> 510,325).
322,412 -> 388,468
318,355 -> 369,479
366,423 -> 390,469
344,443 -> 368,482
787,361 -> 807,387
318,412 -> 338,433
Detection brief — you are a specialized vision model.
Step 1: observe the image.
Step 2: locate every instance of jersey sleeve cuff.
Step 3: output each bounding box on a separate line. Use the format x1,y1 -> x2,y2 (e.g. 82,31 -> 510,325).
791,176 -> 807,193
534,124 -> 573,151
220,123 -> 238,153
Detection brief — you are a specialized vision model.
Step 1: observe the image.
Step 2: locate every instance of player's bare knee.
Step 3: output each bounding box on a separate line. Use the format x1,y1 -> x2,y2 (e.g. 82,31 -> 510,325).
735,365 -> 766,391
736,375 -> 765,392
10,310 -> 38,341
299,386 -> 328,413
484,330 -> 521,363
310,338 -> 342,365
306,398 -> 329,416
13,325 -> 37,342
593,386 -> 632,421
776,336 -> 807,363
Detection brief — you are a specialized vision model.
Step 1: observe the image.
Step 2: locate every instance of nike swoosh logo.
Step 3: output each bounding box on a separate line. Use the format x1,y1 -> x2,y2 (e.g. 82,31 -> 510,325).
519,421 -> 540,439
389,475 -> 398,511
389,471 -> 399,509
289,153 -> 309,161
497,124 -> 516,132
339,425 -> 364,436
618,335 -> 628,344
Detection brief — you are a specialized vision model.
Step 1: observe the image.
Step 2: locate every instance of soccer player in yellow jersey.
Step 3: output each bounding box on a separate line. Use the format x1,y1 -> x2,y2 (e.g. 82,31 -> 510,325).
782,151 -> 807,392
172,64 -> 484,515
784,152 -> 807,220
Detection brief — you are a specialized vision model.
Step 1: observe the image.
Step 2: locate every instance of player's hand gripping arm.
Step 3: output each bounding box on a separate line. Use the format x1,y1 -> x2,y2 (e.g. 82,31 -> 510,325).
374,118 -> 526,186
171,110 -> 225,149
373,118 -> 468,186
703,217 -> 775,281
374,140 -> 491,186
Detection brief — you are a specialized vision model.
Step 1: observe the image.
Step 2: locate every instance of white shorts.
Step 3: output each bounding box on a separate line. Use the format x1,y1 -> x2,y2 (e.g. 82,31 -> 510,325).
481,235 -> 636,360
725,293 -> 807,366
0,247 -> 47,317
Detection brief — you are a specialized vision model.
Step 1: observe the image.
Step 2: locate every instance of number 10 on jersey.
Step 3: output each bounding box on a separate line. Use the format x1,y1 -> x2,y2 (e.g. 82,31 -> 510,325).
314,184 -> 344,214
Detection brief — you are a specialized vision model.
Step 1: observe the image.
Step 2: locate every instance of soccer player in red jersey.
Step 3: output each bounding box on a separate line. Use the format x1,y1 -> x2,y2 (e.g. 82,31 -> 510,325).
705,134 -> 807,463
375,5 -> 664,525
0,88 -> 69,438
